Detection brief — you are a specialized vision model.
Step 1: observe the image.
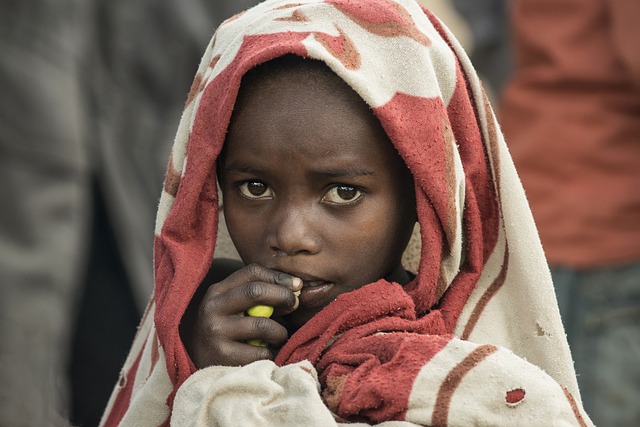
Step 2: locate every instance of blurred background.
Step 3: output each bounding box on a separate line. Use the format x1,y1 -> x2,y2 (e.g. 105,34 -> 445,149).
0,0 -> 637,426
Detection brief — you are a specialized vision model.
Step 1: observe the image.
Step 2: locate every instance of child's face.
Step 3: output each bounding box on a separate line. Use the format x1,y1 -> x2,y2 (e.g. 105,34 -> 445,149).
221,64 -> 416,329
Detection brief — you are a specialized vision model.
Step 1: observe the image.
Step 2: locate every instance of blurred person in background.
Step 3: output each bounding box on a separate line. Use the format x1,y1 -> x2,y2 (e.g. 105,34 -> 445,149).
0,1 -> 251,426
1,2 -> 90,425
451,0 -> 511,107
500,1 -> 640,425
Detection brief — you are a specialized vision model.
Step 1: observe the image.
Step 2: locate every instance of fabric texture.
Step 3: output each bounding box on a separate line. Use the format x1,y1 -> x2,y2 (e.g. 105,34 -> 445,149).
100,1 -> 592,425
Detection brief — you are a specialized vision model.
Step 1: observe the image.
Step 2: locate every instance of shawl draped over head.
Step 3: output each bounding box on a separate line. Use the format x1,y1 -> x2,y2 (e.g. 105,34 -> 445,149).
101,1 -> 593,426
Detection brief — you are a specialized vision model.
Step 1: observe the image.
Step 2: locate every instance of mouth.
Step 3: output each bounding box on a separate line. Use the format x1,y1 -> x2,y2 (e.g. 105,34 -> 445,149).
279,271 -> 336,307
298,281 -> 334,307
301,279 -> 329,289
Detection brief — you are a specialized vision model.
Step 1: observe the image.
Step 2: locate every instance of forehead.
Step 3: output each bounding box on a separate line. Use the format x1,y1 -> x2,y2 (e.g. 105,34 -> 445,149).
225,56 -> 399,165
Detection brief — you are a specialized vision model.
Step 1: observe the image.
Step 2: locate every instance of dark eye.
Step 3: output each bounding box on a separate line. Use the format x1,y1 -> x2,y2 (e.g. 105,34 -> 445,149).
323,185 -> 362,204
239,181 -> 273,199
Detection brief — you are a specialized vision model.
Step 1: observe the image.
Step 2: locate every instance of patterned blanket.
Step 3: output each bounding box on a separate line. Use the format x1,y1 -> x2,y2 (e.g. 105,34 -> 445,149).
101,1 -> 594,425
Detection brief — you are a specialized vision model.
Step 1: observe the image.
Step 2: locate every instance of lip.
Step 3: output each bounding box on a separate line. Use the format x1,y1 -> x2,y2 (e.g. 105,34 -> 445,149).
274,269 -> 336,307
298,281 -> 335,307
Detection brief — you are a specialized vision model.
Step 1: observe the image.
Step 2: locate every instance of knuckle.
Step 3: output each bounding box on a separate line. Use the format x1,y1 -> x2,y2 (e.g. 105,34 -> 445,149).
244,281 -> 267,302
243,263 -> 264,280
272,325 -> 289,344
200,316 -> 223,338
200,295 -> 223,319
273,271 -> 286,286
252,316 -> 273,335
254,346 -> 272,360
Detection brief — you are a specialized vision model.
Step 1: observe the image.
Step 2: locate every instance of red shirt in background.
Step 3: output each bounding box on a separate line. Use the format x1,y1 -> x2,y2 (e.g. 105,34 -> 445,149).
500,0 -> 640,268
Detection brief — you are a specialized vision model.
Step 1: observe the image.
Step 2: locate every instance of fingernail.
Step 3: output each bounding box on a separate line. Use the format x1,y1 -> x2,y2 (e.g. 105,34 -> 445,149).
292,291 -> 300,310
292,277 -> 302,291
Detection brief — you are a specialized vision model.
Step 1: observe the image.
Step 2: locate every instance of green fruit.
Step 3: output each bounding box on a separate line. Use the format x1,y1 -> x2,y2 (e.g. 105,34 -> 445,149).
247,304 -> 274,318
246,305 -> 274,347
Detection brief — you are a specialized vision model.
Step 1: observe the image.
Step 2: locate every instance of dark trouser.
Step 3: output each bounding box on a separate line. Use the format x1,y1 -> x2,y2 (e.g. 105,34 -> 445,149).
69,183 -> 139,427
552,263 -> 640,427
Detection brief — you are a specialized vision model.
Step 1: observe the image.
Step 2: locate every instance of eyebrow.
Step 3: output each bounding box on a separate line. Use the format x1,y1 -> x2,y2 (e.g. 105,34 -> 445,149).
223,164 -> 266,175
313,165 -> 375,179
224,163 -> 375,179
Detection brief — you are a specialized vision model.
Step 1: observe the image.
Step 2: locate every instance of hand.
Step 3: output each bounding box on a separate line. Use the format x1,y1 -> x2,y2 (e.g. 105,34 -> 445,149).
186,263 -> 302,368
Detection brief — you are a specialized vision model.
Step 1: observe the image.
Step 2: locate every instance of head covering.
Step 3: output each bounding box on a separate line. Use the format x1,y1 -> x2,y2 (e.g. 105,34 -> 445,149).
101,1 -> 590,425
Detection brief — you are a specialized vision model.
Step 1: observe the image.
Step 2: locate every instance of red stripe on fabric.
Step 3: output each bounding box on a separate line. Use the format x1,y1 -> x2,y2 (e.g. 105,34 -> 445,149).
274,2 -> 304,10
431,345 -> 498,427
431,10 -> 501,268
275,9 -> 309,22
562,387 -> 590,427
374,46 -> 499,329
374,94 -> 450,314
100,347 -> 145,427
440,117 -> 457,246
460,246 -> 508,340
148,330 -> 160,379
446,61 -> 499,264
481,88 -> 501,195
329,0 -> 431,46
209,54 -> 221,69
221,10 -> 245,26
163,156 -> 181,197
184,73 -> 203,110
314,26 -> 361,70
436,60 -> 500,332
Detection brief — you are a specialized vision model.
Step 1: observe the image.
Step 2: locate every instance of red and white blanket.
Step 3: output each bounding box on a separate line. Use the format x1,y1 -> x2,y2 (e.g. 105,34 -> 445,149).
101,1 -> 593,425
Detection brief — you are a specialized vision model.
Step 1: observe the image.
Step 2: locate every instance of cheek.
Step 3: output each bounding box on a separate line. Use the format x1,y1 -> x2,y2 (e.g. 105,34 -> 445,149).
359,193 -> 415,265
328,204 -> 404,271
223,205 -> 264,260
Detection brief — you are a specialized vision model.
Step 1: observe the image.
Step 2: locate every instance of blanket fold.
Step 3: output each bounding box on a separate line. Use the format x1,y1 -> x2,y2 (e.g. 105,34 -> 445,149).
272,279 -> 592,425
277,280 -> 450,422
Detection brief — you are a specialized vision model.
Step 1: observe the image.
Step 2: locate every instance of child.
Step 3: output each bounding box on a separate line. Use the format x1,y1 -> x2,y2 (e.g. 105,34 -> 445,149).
101,1 -> 594,425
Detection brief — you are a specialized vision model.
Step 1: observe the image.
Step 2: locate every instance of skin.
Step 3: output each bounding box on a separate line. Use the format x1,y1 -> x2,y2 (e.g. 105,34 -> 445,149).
184,58 -> 417,368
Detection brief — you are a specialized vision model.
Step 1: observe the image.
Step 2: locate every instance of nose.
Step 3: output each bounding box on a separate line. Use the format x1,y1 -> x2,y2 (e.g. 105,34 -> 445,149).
267,204 -> 321,256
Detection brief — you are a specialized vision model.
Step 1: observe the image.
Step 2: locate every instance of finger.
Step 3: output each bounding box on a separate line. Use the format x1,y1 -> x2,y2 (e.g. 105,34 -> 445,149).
204,281 -> 297,316
197,339 -> 275,367
209,263 -> 302,296
242,263 -> 303,291
190,315 -> 285,367
200,316 -> 288,364
232,316 -> 289,346
198,311 -> 289,347
271,293 -> 299,317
